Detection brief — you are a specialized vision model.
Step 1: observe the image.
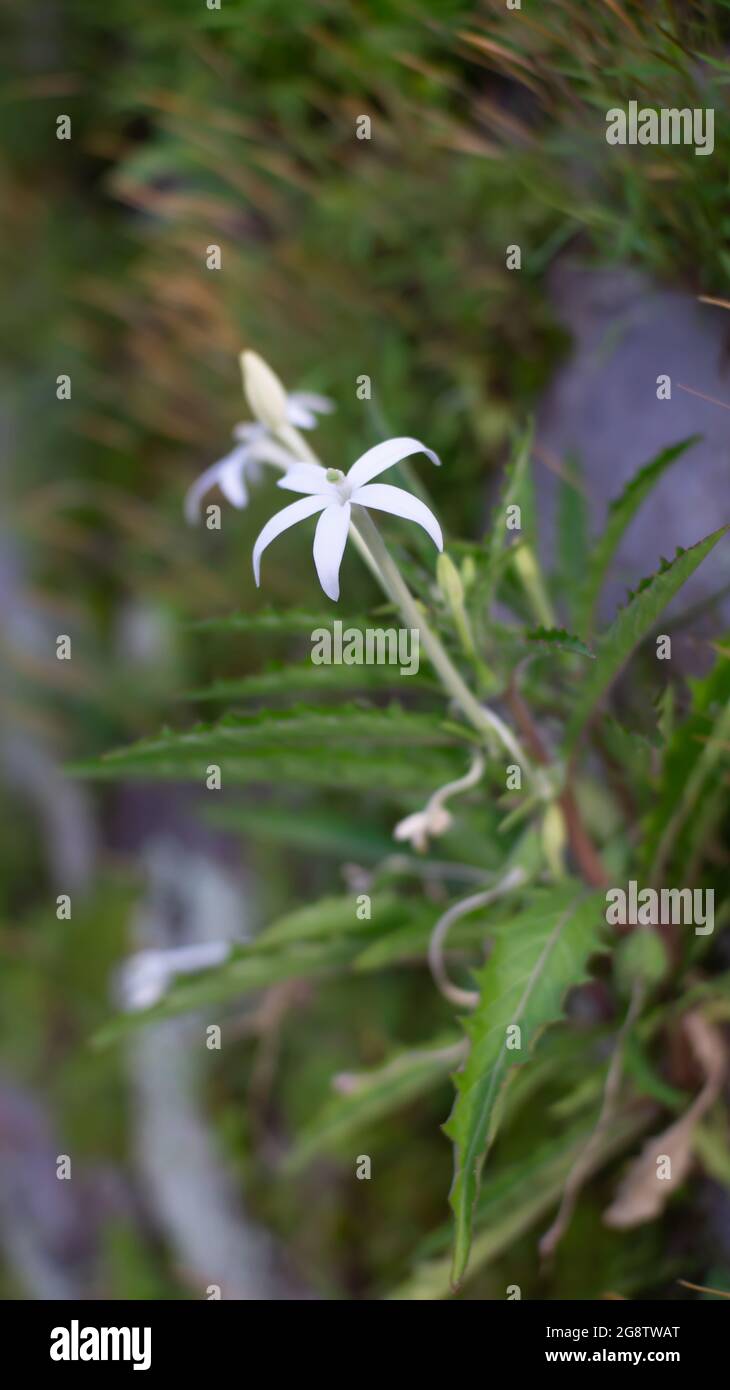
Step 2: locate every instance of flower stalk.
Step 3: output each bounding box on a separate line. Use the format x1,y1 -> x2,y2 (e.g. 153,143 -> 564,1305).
352,506 -> 535,776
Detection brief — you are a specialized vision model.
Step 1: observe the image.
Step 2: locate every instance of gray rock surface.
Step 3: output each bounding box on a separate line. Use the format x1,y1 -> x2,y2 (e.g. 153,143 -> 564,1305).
536,262 -> 730,633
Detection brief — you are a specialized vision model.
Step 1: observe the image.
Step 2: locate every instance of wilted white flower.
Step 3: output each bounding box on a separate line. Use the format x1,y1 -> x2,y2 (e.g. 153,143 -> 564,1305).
118,941 -> 231,1012
393,752 -> 485,854
184,394 -> 334,524
393,803 -> 453,855
253,437 -> 442,601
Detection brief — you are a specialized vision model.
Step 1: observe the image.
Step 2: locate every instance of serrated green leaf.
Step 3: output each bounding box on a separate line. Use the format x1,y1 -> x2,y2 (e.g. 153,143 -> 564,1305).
525,625 -> 595,658
641,639 -> 730,875
187,608 -> 372,634
101,703 -> 456,762
257,892 -> 412,948
71,705 -> 466,794
184,661 -> 437,702
565,528 -> 729,749
205,802 -> 394,860
390,1105 -> 649,1299
285,1035 -> 460,1174
574,438 -> 699,637
72,743 -> 464,794
445,887 -> 605,1286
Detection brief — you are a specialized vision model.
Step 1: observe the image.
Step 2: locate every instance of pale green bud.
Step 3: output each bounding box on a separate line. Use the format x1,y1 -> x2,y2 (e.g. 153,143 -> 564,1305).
541,802 -> 567,878
437,552 -> 475,659
461,555 -> 476,593
240,350 -> 289,431
437,552 -> 465,609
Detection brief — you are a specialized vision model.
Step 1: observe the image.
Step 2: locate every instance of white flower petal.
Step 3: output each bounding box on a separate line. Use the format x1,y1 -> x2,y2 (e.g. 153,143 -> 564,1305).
184,446 -> 250,524
284,401 -> 316,429
347,436 -> 440,489
352,483 -> 443,551
393,810 -> 430,852
393,803 -> 452,853
218,452 -> 253,509
287,392 -> 335,428
232,421 -> 265,443
253,494 -> 329,585
246,436 -> 302,470
277,463 -> 332,495
312,501 -> 351,601
119,951 -> 170,1011
120,941 -> 232,1012
164,942 -> 231,973
291,391 -> 335,415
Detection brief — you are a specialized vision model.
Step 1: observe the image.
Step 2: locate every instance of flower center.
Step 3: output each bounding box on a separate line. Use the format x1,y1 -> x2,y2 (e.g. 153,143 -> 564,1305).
325,468 -> 351,503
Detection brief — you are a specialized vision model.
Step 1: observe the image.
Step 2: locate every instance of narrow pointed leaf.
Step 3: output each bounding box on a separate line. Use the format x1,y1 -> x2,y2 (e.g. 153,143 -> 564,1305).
525,625 -> 595,659
574,438 -> 699,638
445,887 -> 605,1286
565,528 -> 729,749
187,608 -> 372,634
184,661 -> 437,702
391,1105 -> 651,1300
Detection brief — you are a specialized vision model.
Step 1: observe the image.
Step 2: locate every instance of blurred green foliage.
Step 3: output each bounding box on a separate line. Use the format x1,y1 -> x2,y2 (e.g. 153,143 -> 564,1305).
2,0 -> 730,1300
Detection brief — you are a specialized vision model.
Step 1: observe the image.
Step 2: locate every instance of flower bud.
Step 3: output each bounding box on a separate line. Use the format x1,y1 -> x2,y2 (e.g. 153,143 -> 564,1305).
541,802 -> 567,878
461,555 -> 476,593
437,551 -> 475,659
240,350 -> 289,431
437,552 -> 465,609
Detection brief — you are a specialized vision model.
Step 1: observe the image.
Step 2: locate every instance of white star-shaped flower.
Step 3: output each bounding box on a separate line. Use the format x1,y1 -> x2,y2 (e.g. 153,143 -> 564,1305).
184,392 -> 334,524
252,437 -> 443,600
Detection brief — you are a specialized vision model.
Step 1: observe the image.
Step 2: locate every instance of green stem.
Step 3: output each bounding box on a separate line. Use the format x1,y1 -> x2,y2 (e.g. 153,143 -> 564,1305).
354,506 -> 534,775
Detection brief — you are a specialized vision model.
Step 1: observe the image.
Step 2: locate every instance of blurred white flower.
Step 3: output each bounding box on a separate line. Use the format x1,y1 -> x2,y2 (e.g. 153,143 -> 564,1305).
184,393 -> 334,524
253,436 -> 442,601
119,941 -> 231,1012
281,392 -> 335,430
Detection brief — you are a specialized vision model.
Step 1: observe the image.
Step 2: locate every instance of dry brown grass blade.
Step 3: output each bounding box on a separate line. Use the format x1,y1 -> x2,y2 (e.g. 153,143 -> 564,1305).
456,31 -> 543,97
457,31 -> 537,71
601,0 -> 642,41
699,295 -> 730,312
678,1279 -> 730,1299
